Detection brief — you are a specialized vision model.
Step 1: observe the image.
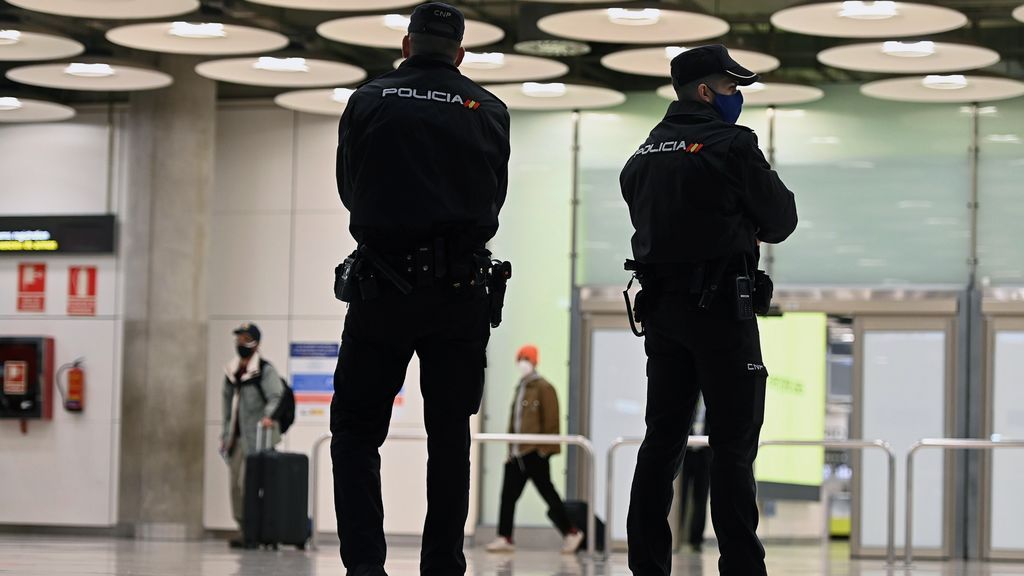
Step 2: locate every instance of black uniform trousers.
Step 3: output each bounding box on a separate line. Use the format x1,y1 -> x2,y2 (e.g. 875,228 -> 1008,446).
497,451 -> 574,539
331,284 -> 490,576
678,446 -> 711,548
627,283 -> 768,576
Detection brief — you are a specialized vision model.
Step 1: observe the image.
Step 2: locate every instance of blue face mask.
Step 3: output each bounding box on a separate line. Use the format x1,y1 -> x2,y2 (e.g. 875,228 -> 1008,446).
710,89 -> 744,124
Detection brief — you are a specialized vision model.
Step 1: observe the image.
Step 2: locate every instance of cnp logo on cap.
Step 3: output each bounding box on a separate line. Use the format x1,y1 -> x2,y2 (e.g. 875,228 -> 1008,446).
408,2 -> 465,42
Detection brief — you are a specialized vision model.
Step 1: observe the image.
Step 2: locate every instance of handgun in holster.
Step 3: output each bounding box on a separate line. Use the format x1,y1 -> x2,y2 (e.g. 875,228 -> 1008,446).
484,255 -> 512,329
623,260 -> 647,337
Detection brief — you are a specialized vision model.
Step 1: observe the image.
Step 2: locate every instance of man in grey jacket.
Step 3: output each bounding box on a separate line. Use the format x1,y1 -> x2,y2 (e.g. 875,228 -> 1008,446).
220,322 -> 283,548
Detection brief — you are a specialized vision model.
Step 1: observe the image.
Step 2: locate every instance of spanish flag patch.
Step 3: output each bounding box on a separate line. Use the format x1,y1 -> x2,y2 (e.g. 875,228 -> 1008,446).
464,100 -> 481,110
686,143 -> 704,153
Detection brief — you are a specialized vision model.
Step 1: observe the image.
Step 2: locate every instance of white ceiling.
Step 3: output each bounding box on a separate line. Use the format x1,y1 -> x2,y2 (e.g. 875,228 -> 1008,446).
106,23 -> 289,56
771,2 -> 968,39
537,9 -> 730,45
194,57 -> 366,88
861,76 -> 1024,103
6,0 -> 199,20
0,31 -> 84,62
483,83 -> 626,110
6,62 -> 174,91
0,97 -> 74,123
818,42 -> 1000,74
317,15 -> 504,50
602,47 -> 779,78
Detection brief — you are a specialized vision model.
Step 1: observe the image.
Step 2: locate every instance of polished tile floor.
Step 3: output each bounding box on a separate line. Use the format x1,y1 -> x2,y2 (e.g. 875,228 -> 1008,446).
2,536 -> 1024,576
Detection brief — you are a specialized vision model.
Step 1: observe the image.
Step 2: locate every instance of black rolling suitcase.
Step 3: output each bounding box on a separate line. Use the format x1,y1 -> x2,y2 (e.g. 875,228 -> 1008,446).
560,500 -> 606,552
243,424 -> 310,549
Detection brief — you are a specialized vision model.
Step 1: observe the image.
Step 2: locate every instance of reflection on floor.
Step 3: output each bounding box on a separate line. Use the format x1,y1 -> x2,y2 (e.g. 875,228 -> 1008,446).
2,536 -> 1024,576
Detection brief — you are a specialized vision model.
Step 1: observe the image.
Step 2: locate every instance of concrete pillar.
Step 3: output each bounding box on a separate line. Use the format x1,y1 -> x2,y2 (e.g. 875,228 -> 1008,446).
118,55 -> 215,540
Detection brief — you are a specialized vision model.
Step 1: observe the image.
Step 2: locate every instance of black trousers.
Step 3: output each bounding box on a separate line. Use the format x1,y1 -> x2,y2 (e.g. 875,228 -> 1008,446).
330,285 -> 490,576
679,447 -> 711,548
497,451 -> 574,539
627,287 -> 767,576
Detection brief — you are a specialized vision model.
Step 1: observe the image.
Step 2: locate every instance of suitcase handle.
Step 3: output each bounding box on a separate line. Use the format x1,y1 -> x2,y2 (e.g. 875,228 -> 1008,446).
256,421 -> 275,452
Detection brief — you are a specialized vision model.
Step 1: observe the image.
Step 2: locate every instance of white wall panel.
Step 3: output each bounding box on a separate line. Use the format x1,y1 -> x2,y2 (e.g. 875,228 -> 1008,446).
294,113 -> 344,213
207,213 -> 292,317
989,331 -> 1024,552
0,319 -> 119,526
213,107 -> 295,213
0,110 -> 111,215
290,213 -> 352,318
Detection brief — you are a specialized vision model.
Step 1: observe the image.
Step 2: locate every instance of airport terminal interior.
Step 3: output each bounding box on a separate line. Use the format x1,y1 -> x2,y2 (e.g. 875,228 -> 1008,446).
2,0 -> 1024,575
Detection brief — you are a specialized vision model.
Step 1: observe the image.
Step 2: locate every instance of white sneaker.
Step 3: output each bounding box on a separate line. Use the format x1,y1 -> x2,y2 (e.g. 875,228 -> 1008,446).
486,537 -> 515,553
562,531 -> 584,554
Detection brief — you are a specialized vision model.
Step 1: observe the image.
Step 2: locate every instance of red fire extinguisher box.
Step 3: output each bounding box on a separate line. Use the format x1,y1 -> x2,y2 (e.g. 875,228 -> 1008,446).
0,337 -> 55,420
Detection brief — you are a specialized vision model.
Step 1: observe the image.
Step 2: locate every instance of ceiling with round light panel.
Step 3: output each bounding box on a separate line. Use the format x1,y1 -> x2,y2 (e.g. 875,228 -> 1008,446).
537,8 -> 730,45
861,75 -> 1024,103
248,0 -> 420,10
6,0 -> 199,20
0,97 -> 74,123
771,2 -> 968,38
195,57 -> 366,88
657,82 -> 825,107
1015,5 -> 1024,24
317,15 -> 504,50
6,62 -> 174,91
0,31 -> 84,62
106,23 -> 289,56
274,88 -> 352,116
394,53 -> 568,83
602,47 -> 779,78
818,41 -> 1000,74
483,83 -> 625,110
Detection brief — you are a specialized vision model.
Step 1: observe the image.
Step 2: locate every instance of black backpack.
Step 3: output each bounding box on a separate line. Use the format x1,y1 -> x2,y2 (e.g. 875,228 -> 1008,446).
249,359 -> 296,434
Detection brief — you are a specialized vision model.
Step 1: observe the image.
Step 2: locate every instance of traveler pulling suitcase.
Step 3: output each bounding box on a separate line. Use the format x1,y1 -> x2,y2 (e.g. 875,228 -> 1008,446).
243,423 -> 310,549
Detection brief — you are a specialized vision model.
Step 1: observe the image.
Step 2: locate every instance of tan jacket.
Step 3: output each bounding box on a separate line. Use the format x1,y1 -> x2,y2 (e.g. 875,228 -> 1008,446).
507,374 -> 561,456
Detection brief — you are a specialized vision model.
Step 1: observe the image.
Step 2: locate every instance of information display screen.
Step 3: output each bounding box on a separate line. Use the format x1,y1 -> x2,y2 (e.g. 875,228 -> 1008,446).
0,215 -> 116,254
755,312 -> 828,495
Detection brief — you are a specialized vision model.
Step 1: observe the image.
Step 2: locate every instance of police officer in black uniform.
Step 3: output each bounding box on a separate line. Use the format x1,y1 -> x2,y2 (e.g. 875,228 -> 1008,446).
621,45 -> 797,576
330,4 -> 510,576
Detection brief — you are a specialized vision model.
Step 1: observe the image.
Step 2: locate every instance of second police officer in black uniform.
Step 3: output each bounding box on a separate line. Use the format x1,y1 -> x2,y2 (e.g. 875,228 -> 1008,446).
330,3 -> 511,576
621,45 -> 798,576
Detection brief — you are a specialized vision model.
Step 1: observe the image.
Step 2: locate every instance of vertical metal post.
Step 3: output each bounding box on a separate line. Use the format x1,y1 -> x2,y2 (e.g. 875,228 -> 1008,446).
763,105 -> 777,276
967,102 -> 980,289
887,448 -> 897,565
905,444 -> 919,565
567,109 -> 583,499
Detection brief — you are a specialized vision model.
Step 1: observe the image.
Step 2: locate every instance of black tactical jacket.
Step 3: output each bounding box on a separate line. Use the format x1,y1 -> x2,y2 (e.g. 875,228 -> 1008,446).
337,55 -> 511,250
621,100 -> 797,264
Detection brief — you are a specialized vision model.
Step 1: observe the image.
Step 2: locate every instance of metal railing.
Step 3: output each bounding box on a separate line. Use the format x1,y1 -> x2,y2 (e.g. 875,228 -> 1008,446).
605,436 -> 709,559
904,437 -> 1024,566
604,437 -> 898,565
309,431 -> 598,556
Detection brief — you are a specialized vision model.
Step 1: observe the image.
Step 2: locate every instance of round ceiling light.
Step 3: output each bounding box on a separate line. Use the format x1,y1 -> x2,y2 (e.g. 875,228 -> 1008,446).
274,88 -> 356,116
657,82 -> 825,106
248,0 -> 420,10
771,2 -> 968,38
394,52 -> 568,83
6,62 -> 173,91
107,22 -> 288,56
537,8 -> 729,44
0,97 -> 75,123
317,14 -> 504,49
861,76 -> 1024,103
514,39 -> 591,58
6,0 -> 199,19
0,30 -> 84,62
601,46 -> 779,78
483,83 -> 625,111
817,41 -> 1000,73
195,57 -> 366,88
1013,4 -> 1024,23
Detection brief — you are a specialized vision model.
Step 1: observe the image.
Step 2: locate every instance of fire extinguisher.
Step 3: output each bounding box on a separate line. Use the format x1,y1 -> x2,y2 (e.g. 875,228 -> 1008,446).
56,358 -> 85,412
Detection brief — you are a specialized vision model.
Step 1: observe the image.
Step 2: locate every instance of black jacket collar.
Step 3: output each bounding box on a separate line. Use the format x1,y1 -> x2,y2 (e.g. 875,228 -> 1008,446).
400,54 -> 461,74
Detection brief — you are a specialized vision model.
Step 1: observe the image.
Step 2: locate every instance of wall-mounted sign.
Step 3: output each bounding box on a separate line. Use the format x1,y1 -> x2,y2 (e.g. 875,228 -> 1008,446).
17,263 -> 46,313
0,215 -> 116,254
67,266 -> 97,317
289,342 -> 339,423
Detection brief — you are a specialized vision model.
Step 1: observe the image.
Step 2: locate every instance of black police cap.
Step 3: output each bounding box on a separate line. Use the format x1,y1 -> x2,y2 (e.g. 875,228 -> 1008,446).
670,44 -> 760,87
408,2 -> 465,42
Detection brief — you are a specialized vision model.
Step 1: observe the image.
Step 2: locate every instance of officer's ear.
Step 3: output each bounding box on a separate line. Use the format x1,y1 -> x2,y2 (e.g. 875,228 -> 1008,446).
697,83 -> 714,104
453,46 -> 466,67
401,35 -> 411,59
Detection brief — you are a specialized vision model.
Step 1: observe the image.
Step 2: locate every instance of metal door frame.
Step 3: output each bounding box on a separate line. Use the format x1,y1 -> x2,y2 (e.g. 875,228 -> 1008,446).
979,292 -> 1024,560
850,314 -> 958,560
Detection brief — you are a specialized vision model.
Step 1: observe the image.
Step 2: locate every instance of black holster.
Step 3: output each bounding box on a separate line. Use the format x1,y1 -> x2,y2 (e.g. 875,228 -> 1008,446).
479,251 -> 512,329
752,269 -> 774,316
334,251 -> 359,303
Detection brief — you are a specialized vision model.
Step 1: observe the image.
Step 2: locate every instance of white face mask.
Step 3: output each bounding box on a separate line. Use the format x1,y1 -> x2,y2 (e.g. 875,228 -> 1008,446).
517,360 -> 535,377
